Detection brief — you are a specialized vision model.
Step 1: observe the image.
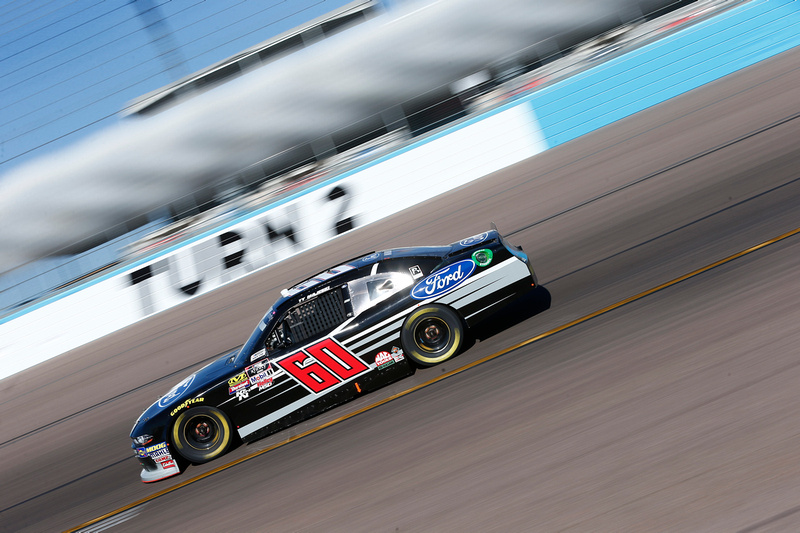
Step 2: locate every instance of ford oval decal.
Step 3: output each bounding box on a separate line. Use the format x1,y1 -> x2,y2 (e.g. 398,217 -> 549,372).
157,374 -> 195,408
458,232 -> 489,247
411,259 -> 476,300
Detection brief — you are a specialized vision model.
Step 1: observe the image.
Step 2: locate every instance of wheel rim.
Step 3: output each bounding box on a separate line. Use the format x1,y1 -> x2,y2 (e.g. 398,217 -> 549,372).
184,414 -> 219,450
414,317 -> 450,353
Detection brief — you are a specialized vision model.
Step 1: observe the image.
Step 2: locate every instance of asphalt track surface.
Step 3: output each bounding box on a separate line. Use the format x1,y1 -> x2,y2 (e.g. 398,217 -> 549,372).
2,47 -> 800,532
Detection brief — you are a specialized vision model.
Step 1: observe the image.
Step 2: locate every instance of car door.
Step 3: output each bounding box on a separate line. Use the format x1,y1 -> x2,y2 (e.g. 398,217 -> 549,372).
230,285 -> 373,440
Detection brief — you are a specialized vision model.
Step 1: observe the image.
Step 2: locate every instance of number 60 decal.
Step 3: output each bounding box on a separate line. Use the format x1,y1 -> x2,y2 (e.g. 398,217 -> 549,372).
276,338 -> 369,394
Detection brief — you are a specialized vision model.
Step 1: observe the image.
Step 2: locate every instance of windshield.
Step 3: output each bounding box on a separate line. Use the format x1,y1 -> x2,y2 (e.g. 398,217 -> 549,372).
236,306 -> 275,364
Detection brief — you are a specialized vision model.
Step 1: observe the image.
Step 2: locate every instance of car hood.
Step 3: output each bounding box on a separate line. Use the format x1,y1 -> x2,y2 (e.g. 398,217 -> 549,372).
131,348 -> 239,437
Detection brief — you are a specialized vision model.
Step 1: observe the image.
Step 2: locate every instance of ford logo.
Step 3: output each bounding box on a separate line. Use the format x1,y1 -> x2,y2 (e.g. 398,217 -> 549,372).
158,374 -> 195,408
411,259 -> 476,300
458,232 -> 489,247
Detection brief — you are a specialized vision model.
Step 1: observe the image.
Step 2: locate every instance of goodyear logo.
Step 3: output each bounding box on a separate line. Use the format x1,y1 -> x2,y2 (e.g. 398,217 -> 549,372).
170,397 -> 204,416
228,373 -> 247,387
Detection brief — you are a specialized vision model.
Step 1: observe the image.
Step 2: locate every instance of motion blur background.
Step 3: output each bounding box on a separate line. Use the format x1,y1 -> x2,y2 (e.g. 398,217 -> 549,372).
0,0 -> 688,312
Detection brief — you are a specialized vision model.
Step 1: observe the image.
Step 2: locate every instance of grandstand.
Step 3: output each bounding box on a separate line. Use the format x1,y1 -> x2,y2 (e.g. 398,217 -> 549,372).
0,0 -> 695,313
125,0 -> 384,117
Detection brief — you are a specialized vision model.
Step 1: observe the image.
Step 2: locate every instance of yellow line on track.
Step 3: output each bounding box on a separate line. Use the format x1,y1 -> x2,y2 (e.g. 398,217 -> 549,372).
65,225 -> 800,533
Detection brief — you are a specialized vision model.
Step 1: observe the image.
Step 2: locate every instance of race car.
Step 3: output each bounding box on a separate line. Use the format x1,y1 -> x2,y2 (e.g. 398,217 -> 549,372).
131,228 -> 542,482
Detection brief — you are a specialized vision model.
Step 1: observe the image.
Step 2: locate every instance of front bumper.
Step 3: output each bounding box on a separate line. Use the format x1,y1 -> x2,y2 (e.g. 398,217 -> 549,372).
140,461 -> 181,483
135,442 -> 181,483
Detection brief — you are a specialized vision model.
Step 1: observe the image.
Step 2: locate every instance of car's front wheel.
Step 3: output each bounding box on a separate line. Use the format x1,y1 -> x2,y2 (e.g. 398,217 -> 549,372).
401,305 -> 464,367
171,406 -> 233,464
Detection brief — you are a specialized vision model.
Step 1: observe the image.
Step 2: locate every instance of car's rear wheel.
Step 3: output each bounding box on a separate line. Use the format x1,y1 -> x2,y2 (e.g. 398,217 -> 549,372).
401,305 -> 464,367
171,406 -> 233,464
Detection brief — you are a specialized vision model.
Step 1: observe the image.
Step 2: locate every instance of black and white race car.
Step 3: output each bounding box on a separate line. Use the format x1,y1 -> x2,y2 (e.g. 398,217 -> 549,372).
131,228 -> 543,482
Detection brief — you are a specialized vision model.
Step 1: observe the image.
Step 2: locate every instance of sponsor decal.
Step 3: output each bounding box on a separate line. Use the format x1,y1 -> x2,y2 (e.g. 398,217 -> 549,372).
459,232 -> 489,247
375,351 -> 394,369
150,448 -> 171,462
361,252 -> 381,263
471,248 -> 493,267
276,338 -> 369,394
247,359 -> 276,390
249,371 -> 273,389
229,380 -> 248,395
246,359 -> 272,376
376,346 -> 406,369
145,442 -> 168,454
148,443 -> 176,469
236,388 -> 250,401
169,397 -> 204,417
157,374 -> 195,408
250,348 -> 267,362
411,259 -> 475,300
390,346 -> 405,362
409,265 -> 423,279
135,447 -> 147,458
228,373 -> 247,386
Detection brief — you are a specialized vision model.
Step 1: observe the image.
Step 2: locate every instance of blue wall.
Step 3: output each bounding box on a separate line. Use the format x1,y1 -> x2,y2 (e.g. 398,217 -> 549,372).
524,0 -> 800,147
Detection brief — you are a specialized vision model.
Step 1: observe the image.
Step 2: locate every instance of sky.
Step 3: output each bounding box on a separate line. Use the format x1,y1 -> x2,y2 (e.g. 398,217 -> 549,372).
0,0 -> 356,176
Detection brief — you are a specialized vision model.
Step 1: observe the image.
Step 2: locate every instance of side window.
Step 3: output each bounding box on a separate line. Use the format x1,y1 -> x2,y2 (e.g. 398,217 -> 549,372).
266,321 -> 293,353
266,286 -> 349,352
348,272 -> 412,316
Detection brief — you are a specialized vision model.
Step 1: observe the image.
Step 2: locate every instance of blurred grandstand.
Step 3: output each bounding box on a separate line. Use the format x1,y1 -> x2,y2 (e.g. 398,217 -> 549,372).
0,0 -> 729,314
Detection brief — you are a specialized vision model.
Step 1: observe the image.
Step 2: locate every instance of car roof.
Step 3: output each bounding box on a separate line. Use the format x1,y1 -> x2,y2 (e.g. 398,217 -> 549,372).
275,245 -> 451,306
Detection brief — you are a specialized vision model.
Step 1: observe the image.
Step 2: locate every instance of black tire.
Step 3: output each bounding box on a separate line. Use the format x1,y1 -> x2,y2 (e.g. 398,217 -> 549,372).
171,406 -> 233,464
401,305 -> 465,367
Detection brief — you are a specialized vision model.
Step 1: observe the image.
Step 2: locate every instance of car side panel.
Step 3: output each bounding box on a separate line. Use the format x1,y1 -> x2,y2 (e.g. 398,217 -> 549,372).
227,332 -> 413,442
171,250 -> 533,444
